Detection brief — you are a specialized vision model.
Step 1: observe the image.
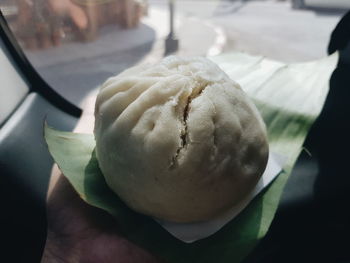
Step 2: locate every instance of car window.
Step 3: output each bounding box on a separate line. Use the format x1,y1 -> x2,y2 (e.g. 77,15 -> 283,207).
0,38 -> 28,126
0,0 -> 345,107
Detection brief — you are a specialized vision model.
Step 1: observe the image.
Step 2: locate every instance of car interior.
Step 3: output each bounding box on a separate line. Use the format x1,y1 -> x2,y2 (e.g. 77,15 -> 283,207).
1,2 -> 350,262
0,11 -> 81,262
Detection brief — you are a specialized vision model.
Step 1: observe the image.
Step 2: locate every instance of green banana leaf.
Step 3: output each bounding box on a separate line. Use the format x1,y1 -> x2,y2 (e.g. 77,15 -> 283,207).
45,52 -> 338,263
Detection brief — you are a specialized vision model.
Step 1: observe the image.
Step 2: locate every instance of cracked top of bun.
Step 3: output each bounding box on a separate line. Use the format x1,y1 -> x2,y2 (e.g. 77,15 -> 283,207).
94,56 -> 269,223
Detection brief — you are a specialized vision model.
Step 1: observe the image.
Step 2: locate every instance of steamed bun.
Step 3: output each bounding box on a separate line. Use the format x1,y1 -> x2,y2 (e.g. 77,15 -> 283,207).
94,56 -> 269,223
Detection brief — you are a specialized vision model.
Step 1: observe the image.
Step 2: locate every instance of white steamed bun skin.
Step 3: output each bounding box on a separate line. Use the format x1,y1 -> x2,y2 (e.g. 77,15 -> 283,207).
94,56 -> 269,223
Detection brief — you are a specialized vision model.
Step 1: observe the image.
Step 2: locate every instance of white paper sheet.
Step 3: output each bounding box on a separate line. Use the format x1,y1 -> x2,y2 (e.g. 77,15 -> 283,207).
154,152 -> 286,243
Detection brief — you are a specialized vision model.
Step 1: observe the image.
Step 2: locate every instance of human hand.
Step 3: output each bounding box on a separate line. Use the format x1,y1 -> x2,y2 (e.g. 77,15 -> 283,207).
41,171 -> 162,263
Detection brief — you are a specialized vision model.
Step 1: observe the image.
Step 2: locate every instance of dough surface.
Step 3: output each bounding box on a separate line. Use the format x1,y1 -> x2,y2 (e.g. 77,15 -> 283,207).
94,56 -> 269,223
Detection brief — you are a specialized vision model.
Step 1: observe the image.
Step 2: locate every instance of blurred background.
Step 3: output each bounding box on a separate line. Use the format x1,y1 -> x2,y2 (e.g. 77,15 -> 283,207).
0,0 -> 348,105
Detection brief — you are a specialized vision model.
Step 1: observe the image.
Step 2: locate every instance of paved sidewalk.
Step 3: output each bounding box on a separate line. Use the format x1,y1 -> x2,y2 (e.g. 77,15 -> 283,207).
24,5 -> 219,105
22,0 -> 346,105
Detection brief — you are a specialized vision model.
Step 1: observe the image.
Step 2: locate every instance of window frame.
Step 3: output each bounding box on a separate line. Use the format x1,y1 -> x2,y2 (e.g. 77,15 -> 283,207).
0,10 -> 82,118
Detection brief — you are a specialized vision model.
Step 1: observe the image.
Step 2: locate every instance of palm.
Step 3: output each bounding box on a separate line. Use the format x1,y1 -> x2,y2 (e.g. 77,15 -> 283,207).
42,173 -> 162,263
